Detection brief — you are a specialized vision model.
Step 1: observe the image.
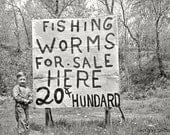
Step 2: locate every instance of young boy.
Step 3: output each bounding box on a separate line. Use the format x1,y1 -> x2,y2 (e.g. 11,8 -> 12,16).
12,72 -> 33,135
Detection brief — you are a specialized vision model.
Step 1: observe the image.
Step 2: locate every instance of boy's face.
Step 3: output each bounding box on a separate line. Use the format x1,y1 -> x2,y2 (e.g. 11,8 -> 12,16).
18,76 -> 26,87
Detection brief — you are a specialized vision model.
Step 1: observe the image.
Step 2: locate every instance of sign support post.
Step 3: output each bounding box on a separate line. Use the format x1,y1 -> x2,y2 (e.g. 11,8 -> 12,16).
45,108 -> 54,127
105,107 -> 111,128
105,106 -> 125,129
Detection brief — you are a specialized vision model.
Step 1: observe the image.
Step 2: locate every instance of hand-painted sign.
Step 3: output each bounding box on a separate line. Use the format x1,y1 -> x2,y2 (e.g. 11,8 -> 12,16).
32,16 -> 120,108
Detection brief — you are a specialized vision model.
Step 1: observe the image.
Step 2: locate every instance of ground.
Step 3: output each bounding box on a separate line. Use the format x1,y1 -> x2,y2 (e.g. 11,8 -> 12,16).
0,51 -> 170,135
0,86 -> 170,135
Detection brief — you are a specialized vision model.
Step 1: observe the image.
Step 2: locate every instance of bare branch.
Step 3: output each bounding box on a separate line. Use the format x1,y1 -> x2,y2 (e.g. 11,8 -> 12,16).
13,31 -> 18,37
39,0 -> 76,18
104,0 -> 111,14
119,0 -> 139,44
57,0 -> 76,18
159,0 -> 162,14
151,0 -> 158,15
10,0 -> 21,51
98,0 -> 105,5
98,0 -> 114,14
5,1 -> 31,47
5,2 -> 20,11
55,0 -> 59,15
39,0 -> 57,18
160,6 -> 169,14
110,0 -> 114,14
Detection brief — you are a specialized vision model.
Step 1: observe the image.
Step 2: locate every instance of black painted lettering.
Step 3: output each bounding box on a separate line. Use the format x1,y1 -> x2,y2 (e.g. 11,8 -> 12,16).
94,56 -> 102,68
64,69 -> 72,88
47,70 -> 51,87
77,70 -> 90,88
72,94 -> 79,107
54,56 -> 64,68
87,35 -> 100,52
105,33 -> 115,49
94,94 -> 100,107
57,20 -> 66,32
87,94 -> 94,107
36,87 -> 53,105
115,93 -> 120,107
52,23 -> 54,31
59,40 -> 67,51
107,93 -> 114,107
57,70 -> 60,86
103,17 -> 113,30
101,94 -> 107,107
71,20 -> 79,32
54,88 -> 64,104
43,21 -> 49,32
35,57 -> 43,69
71,37 -> 82,54
82,57 -> 91,68
44,59 -> 52,67
84,21 -> 87,31
73,57 -> 80,68
92,70 -> 101,88
91,18 -> 101,31
80,95 -> 86,107
36,38 -> 56,54
105,54 -> 113,67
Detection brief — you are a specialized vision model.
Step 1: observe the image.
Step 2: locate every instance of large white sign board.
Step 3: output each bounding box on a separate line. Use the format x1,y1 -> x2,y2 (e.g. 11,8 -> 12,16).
32,16 -> 119,108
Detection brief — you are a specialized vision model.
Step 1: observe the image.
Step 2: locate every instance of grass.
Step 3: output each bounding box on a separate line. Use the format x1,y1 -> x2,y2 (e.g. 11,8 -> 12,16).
1,87 -> 170,135
0,48 -> 170,134
1,117 -> 170,135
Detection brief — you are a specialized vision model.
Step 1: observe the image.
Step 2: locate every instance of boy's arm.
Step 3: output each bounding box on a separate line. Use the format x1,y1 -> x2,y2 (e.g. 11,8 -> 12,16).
13,86 -> 29,103
27,88 -> 33,104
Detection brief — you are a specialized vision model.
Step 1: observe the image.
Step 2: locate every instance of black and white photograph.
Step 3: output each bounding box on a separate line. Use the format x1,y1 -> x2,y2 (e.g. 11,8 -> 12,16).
0,0 -> 170,135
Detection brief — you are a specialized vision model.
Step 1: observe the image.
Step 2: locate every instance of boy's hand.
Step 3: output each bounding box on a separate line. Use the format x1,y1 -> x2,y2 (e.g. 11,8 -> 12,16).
28,96 -> 33,104
28,99 -> 33,104
23,99 -> 29,104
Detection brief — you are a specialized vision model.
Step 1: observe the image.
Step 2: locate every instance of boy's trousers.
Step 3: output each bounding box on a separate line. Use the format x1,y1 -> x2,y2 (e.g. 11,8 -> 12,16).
15,103 -> 30,135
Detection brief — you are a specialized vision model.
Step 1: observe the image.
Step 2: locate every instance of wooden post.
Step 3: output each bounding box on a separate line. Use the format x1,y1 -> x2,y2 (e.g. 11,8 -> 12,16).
118,106 -> 125,121
45,108 -> 54,127
105,107 -> 111,128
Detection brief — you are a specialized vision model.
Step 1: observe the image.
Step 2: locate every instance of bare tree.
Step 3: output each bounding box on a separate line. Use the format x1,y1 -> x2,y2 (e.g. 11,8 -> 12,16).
130,0 -> 170,77
11,0 -> 21,52
5,1 -> 31,49
18,8 -> 31,48
40,0 -> 76,18
119,0 -> 142,71
151,0 -> 169,77
98,0 -> 115,14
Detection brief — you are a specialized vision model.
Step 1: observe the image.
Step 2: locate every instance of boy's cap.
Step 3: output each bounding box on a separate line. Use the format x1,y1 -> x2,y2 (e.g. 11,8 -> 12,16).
16,71 -> 26,78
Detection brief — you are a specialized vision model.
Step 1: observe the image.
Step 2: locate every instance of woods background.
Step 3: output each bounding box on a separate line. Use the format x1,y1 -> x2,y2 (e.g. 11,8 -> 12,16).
0,0 -> 170,99
0,0 -> 170,135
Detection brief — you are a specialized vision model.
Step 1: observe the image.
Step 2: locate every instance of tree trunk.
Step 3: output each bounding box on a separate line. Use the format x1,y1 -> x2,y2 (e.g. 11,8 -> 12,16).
146,42 -> 149,58
19,9 -> 31,48
155,19 -> 166,77
120,0 -> 141,71
137,42 -> 142,71
12,1 -> 21,52
124,29 -> 130,92
105,108 -> 111,128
